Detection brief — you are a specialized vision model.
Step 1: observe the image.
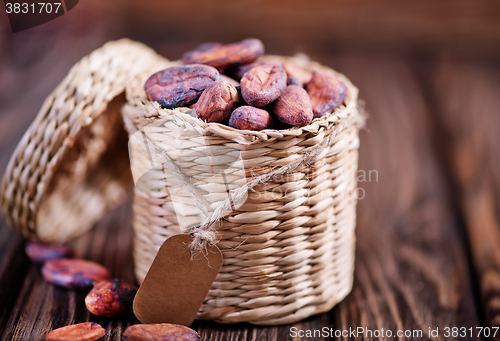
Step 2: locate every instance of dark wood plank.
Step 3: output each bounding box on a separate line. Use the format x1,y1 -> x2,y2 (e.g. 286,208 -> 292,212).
423,59 -> 500,334
89,0 -> 500,59
0,220 -> 26,338
324,55 -> 479,340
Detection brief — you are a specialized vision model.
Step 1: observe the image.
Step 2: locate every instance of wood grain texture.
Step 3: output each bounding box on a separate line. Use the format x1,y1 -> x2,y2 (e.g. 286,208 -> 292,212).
423,59 -> 500,333
0,200 -> 139,341
0,22 -> 496,340
325,56 -> 479,340
84,0 -> 500,58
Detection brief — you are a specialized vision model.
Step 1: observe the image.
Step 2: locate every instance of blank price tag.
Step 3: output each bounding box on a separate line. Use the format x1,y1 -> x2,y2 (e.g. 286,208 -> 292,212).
133,234 -> 223,326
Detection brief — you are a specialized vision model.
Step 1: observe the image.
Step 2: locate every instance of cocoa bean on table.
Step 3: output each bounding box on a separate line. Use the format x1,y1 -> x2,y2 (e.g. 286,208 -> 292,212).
122,323 -> 200,341
25,242 -> 73,263
85,279 -> 137,317
44,322 -> 105,341
42,258 -> 110,289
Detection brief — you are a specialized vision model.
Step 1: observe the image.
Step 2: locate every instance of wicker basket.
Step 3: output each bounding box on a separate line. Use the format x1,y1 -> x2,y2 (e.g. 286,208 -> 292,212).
122,55 -> 361,325
1,38 -> 362,326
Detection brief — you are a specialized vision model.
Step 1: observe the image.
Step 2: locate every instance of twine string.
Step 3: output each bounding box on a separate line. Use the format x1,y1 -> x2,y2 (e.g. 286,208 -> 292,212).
143,129 -> 332,255
139,105 -> 365,255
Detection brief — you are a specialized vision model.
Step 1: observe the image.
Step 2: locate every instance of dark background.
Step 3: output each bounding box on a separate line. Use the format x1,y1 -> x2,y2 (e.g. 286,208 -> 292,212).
1,1 -> 500,340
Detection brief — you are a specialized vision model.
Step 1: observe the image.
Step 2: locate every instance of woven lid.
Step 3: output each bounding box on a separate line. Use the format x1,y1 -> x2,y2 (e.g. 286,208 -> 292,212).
0,39 -> 169,243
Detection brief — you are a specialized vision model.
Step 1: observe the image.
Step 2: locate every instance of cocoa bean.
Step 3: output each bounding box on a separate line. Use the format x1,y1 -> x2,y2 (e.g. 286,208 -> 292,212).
194,80 -> 239,124
193,42 -> 222,52
283,62 -> 312,86
44,322 -> 105,341
42,259 -> 110,289
225,61 -> 266,80
274,120 -> 294,130
144,65 -> 220,108
85,279 -> 137,317
286,77 -> 301,87
182,38 -> 264,70
273,85 -> 313,127
228,106 -> 273,131
240,64 -> 286,107
26,242 -> 73,263
122,323 -> 200,341
220,74 -> 240,87
306,72 -> 347,117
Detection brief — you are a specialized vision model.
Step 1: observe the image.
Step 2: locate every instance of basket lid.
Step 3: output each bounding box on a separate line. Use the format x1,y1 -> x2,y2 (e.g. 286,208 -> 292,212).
0,39 -> 169,243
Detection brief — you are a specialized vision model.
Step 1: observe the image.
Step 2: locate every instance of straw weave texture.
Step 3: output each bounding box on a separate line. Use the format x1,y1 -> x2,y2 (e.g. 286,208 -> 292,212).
123,55 -> 361,325
1,39 -> 168,243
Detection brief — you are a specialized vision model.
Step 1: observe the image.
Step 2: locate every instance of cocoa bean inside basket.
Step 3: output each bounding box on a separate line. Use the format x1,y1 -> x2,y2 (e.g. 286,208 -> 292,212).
194,80 -> 239,124
144,39 -> 349,131
273,85 -> 313,127
144,64 -> 220,108
228,106 -> 274,130
182,38 -> 264,70
240,64 -> 287,107
306,71 -> 348,117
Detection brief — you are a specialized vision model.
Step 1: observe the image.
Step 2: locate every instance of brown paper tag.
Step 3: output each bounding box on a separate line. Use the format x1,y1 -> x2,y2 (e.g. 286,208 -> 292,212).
133,234 -> 223,326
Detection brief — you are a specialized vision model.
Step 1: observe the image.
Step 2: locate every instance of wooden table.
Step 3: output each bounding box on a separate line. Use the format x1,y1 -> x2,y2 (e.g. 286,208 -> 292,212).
1,19 -> 500,341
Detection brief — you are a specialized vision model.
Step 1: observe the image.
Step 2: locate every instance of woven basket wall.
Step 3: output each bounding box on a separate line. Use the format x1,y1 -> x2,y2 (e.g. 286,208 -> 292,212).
123,55 -> 361,325
0,39 -> 168,243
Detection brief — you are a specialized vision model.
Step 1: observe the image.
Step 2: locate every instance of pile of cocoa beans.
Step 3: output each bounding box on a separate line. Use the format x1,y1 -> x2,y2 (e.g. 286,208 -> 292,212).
144,38 -> 347,131
26,242 -> 200,340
